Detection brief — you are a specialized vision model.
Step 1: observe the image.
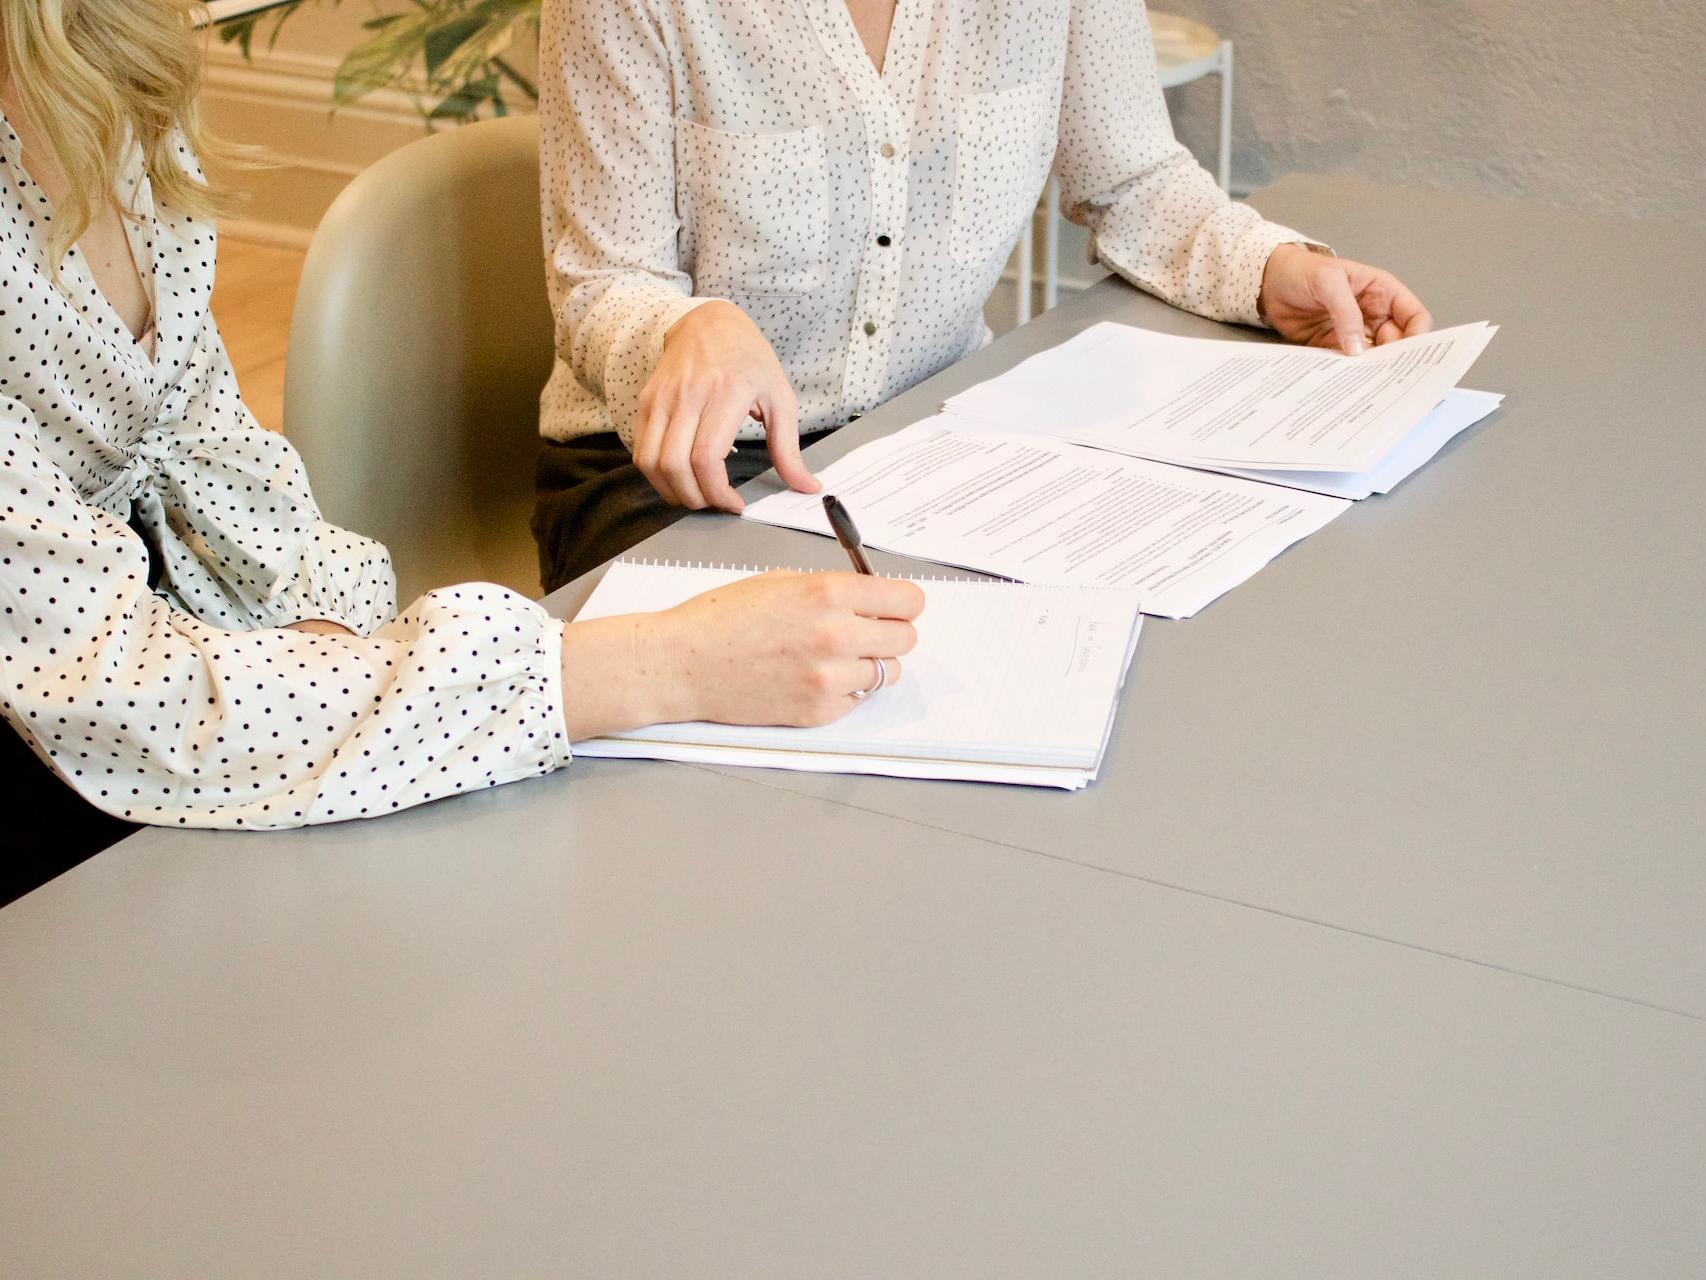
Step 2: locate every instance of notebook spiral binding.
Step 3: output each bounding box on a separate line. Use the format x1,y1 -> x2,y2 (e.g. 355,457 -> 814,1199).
612,558 -> 1130,592
615,557 -> 1009,586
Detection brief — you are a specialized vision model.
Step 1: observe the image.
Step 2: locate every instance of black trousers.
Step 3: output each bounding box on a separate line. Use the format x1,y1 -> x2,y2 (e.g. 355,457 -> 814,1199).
532,430 -> 832,592
1,724 -> 136,907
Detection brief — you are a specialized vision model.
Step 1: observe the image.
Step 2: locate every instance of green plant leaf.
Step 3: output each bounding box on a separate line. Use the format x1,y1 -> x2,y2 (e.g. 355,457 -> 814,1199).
261,3 -> 302,52
217,0 -> 309,58
217,16 -> 260,57
255,0 -> 543,116
422,13 -> 488,79
426,74 -> 500,122
331,8 -> 438,103
491,55 -> 536,100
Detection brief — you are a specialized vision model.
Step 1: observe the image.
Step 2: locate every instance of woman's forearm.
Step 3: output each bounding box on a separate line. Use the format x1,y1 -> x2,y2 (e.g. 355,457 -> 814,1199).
559,614 -> 690,741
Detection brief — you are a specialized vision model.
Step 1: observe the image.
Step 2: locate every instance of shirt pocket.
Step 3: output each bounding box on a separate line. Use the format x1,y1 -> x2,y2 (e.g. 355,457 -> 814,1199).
675,119 -> 828,296
949,80 -> 1055,268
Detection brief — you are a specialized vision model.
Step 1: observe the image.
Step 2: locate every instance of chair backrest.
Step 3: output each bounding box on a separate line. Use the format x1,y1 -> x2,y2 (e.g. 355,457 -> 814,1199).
284,114 -> 550,603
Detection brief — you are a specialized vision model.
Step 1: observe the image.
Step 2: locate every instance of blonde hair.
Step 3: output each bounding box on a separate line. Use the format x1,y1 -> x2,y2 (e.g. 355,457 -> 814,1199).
1,0 -> 241,265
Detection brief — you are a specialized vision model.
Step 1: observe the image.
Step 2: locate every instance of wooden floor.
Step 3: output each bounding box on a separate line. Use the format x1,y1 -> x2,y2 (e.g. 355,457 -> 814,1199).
208,237 -> 305,434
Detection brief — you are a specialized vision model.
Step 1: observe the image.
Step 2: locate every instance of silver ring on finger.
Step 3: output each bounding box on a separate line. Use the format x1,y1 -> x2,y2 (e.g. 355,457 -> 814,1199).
850,656 -> 889,701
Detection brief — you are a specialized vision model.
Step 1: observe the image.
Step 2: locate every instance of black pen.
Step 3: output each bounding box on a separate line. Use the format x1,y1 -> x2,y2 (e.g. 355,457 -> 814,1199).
822,494 -> 876,576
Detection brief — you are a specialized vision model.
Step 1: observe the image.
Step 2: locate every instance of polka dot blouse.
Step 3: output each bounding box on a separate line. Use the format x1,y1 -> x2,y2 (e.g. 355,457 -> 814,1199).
539,0 -> 1314,446
0,116 -> 571,830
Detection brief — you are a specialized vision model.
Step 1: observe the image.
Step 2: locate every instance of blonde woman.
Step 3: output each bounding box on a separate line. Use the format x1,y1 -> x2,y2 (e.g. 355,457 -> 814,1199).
534,0 -> 1434,588
0,0 -> 923,903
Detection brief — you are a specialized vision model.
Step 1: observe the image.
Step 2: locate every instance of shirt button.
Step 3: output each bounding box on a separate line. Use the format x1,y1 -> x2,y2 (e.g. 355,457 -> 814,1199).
876,234 -> 892,247
879,143 -> 896,159
862,320 -> 878,336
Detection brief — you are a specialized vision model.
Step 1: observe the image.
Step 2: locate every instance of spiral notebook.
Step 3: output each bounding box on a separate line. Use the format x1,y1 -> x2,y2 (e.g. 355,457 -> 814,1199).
571,561 -> 1144,789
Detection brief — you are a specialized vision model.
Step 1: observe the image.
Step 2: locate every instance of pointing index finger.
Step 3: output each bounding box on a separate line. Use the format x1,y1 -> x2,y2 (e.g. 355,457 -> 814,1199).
764,385 -> 821,495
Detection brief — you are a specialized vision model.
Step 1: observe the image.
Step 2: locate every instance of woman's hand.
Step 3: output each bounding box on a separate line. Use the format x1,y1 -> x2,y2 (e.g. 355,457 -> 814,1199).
1259,244 -> 1433,355
560,571 -> 925,740
633,301 -> 821,513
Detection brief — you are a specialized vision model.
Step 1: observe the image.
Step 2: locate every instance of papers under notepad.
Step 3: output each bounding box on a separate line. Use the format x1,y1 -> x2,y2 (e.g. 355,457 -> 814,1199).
572,562 -> 1143,789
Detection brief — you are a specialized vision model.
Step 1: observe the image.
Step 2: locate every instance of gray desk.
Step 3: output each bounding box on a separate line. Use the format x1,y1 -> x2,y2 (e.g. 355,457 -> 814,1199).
551,176 -> 1706,1020
4,178 -> 1703,1277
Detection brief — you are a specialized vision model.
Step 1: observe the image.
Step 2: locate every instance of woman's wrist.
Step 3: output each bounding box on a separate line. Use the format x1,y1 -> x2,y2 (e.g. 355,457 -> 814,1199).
1257,241 -> 1335,326
1257,243 -> 1309,325
559,614 -> 696,740
662,297 -> 741,348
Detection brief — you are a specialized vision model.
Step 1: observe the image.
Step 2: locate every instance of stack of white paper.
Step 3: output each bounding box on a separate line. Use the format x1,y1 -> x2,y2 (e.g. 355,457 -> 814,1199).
942,383 -> 1505,502
943,320 -> 1498,478
745,320 -> 1500,613
1201,387 -> 1505,499
572,561 -> 1143,789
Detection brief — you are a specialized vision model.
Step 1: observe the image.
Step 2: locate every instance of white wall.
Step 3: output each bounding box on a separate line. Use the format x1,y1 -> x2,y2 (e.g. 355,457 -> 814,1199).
203,1 -> 1706,254
998,0 -> 1706,330
1166,0 -> 1706,225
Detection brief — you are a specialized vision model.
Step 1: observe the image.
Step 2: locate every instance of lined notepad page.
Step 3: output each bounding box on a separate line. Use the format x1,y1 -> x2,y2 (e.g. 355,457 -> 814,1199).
572,562 -> 1143,785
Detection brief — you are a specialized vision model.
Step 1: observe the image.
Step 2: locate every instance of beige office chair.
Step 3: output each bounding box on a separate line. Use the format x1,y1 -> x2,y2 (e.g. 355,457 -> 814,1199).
284,114 -> 552,604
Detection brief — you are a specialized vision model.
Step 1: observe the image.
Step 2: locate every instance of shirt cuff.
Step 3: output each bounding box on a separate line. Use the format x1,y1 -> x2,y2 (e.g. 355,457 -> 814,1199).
538,608 -> 574,771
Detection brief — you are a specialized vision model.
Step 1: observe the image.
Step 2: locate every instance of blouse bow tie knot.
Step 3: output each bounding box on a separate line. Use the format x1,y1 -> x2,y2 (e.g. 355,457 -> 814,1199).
94,425 -> 321,603
89,431 -> 172,511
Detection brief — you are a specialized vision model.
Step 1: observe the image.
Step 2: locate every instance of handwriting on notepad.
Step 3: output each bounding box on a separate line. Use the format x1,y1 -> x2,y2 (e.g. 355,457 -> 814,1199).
572,563 -> 1145,787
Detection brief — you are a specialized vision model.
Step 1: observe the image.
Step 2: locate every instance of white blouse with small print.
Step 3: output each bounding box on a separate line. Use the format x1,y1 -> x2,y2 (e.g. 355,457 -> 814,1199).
0,116 -> 570,830
539,0 -> 1315,445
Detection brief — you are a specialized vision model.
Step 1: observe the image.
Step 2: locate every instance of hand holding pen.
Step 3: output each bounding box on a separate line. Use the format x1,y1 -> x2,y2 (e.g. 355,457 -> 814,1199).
823,494 -> 876,576
822,494 -> 917,699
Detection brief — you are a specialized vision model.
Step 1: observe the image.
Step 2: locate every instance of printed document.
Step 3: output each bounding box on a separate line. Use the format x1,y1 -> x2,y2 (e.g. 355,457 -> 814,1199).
943,320 -> 1496,474
743,421 -> 1349,618
1115,388 -> 1505,500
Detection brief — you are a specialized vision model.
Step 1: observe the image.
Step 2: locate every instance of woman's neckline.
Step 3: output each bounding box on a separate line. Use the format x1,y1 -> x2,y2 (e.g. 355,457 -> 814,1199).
0,92 -> 160,363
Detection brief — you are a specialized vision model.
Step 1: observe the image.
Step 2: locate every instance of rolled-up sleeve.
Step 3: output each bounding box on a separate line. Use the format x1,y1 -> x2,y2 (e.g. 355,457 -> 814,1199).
539,0 -> 720,445
1,398 -> 570,830
1054,0 -> 1317,327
